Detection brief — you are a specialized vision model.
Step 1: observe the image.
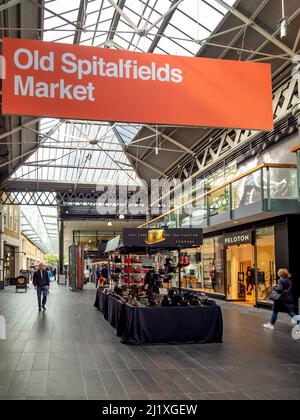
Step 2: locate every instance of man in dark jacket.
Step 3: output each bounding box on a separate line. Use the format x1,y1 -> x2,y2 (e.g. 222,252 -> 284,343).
33,262 -> 50,312
101,264 -> 109,280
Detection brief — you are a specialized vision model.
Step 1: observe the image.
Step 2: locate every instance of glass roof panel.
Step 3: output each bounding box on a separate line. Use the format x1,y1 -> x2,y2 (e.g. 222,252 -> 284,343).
21,205 -> 59,254
11,121 -> 140,186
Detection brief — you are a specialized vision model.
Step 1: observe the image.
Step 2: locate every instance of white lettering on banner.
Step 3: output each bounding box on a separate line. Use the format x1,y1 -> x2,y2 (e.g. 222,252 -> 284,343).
14,48 -> 54,72
12,47 -> 184,103
60,54 -> 183,82
14,76 -> 95,102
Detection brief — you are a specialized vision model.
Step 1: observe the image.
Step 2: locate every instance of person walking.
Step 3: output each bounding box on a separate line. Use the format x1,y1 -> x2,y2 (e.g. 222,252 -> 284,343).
101,264 -> 109,282
264,268 -> 300,330
33,262 -> 50,312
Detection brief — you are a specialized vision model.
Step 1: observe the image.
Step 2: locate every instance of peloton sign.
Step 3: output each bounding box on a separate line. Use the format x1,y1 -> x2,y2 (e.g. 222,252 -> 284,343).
224,231 -> 253,246
2,37 -> 274,130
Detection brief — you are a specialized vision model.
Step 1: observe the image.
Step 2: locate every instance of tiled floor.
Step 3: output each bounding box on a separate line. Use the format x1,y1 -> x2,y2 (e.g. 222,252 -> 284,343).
0,283 -> 300,400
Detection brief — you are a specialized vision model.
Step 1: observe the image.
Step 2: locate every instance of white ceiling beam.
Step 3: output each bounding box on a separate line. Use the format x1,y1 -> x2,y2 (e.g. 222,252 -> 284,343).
214,0 -> 295,57
197,23 -> 248,43
106,0 -> 141,34
144,0 -> 185,36
293,27 -> 300,52
0,118 -> 41,141
0,0 -> 22,13
146,126 -> 195,155
204,41 -> 290,60
125,152 -> 166,177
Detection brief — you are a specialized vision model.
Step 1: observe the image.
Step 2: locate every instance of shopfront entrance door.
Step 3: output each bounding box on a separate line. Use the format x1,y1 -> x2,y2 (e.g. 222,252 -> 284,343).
4,245 -> 16,286
226,244 -> 255,302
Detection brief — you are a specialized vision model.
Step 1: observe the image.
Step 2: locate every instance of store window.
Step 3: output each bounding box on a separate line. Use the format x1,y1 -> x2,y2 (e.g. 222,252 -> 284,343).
4,245 -> 15,284
13,208 -> 19,232
256,226 -> 276,303
3,206 -> 8,227
201,236 -> 225,295
180,248 -> 202,290
9,208 -> 13,230
226,243 -> 255,302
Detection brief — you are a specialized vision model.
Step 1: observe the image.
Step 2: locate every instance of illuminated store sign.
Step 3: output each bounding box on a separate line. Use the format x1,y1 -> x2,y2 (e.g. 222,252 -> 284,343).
3,37 -> 273,129
123,228 -> 203,248
224,231 -> 253,246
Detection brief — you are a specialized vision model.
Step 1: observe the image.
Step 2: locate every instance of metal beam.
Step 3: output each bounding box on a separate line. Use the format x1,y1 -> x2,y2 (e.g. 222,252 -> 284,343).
146,126 -> 195,155
144,0 -> 185,36
106,0 -> 141,34
197,23 -> 248,43
73,124 -> 139,185
22,164 -> 135,171
26,0 -> 82,31
0,0 -> 22,13
107,0 -> 126,42
74,0 -> 88,44
148,0 -> 183,52
203,41 -> 290,60
113,125 -> 142,180
214,0 -> 295,57
0,118 -> 41,141
125,152 -> 166,177
293,27 -> 300,52
210,0 -> 270,60
246,8 -> 300,63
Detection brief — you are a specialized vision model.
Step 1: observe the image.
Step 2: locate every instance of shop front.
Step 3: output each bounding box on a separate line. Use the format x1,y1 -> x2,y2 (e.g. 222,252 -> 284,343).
3,245 -> 16,286
179,220 -> 286,307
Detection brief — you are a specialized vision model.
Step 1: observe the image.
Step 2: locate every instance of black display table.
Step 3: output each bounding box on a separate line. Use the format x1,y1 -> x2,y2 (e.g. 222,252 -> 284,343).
94,290 -> 223,345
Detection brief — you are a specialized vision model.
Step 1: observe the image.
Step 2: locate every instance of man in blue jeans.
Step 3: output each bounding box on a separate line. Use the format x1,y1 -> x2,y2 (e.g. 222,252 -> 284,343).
33,262 -> 50,312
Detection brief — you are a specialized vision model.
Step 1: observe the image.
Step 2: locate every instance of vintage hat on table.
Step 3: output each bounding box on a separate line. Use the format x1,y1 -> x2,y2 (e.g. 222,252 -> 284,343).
145,229 -> 166,245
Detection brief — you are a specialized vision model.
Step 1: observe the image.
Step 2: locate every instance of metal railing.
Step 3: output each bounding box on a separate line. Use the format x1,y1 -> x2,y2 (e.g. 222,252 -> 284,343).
139,163 -> 298,229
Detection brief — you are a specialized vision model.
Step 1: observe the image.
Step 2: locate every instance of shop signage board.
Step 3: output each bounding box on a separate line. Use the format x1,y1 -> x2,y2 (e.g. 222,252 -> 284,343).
224,231 -> 253,246
123,228 -> 203,248
2,37 -> 273,130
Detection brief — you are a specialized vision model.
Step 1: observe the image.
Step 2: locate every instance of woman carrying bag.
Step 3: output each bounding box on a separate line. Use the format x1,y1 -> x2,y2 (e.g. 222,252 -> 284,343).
264,268 -> 300,330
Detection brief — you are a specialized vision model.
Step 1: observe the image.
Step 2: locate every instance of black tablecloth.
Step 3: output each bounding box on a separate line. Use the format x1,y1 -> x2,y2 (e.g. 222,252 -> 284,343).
94,290 -> 223,345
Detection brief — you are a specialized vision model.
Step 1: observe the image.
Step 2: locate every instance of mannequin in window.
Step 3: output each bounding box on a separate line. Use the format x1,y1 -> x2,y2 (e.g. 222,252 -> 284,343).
246,265 -> 256,295
209,265 -> 216,291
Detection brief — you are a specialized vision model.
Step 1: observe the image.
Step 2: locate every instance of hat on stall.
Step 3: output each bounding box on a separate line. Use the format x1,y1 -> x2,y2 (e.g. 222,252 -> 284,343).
145,229 -> 166,245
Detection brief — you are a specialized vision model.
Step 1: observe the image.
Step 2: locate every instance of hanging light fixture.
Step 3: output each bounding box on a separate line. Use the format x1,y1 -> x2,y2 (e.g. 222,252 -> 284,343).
107,220 -> 113,227
119,214 -> 125,220
279,0 -> 288,39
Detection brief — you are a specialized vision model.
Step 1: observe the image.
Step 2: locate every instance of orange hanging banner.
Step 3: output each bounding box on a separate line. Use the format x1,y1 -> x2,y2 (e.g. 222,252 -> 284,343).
2,37 -> 274,130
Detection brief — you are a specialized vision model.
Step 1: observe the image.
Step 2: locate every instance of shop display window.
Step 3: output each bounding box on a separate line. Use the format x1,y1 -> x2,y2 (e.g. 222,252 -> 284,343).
226,243 -> 255,301
256,226 -> 276,303
201,236 -> 225,295
180,249 -> 202,290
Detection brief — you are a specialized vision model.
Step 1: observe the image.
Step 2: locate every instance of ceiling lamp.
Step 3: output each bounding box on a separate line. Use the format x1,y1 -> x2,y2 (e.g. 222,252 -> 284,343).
279,0 -> 288,39
107,221 -> 113,227
119,214 -> 125,220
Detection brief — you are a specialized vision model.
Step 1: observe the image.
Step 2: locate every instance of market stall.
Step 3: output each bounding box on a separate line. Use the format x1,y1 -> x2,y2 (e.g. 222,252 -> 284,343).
94,289 -> 223,345
94,227 -> 223,345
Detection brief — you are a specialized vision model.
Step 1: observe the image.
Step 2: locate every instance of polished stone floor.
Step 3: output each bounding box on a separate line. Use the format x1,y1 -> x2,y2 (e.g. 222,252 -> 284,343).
0,282 -> 300,400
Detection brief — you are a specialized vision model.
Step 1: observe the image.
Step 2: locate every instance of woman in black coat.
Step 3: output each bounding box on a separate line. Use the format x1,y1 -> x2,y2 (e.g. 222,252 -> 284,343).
264,268 -> 300,330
